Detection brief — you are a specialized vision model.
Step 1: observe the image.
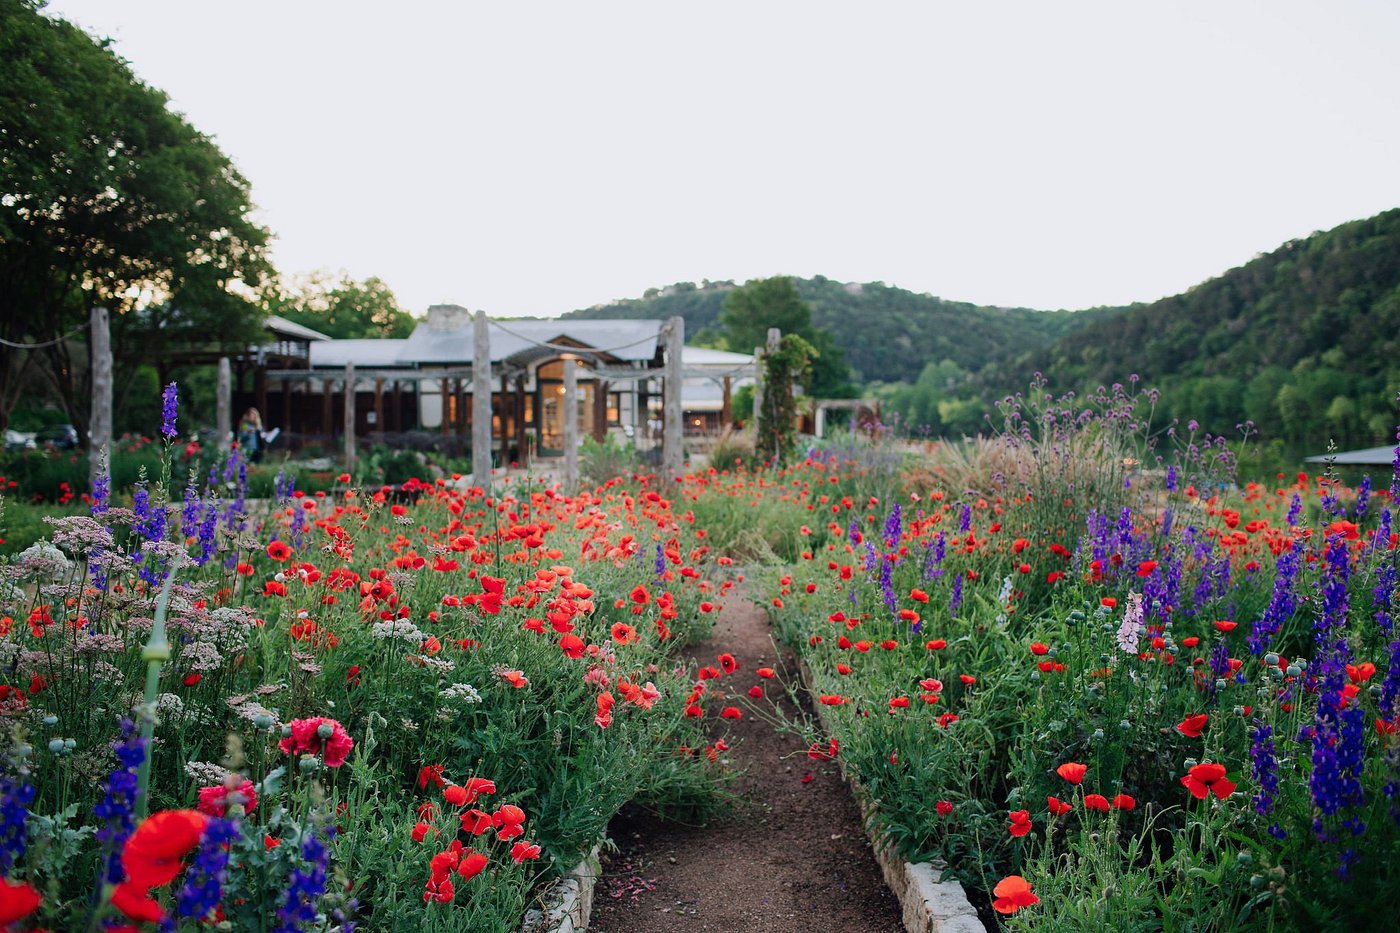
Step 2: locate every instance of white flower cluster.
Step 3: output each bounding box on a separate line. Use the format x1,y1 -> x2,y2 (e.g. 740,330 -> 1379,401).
371,618 -> 424,642
441,682 -> 482,704
1117,591 -> 1145,655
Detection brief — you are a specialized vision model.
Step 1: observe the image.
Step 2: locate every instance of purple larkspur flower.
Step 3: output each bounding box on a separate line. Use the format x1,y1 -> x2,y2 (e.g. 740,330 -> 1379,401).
95,719 -> 147,884
161,382 -> 179,439
169,816 -> 240,928
273,825 -> 331,933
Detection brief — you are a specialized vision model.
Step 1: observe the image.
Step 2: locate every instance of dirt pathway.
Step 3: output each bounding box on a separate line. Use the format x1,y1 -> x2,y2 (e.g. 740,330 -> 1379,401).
589,593 -> 905,932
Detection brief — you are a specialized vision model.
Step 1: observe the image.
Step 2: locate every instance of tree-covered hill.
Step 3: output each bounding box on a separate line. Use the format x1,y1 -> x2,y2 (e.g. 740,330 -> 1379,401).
1001,208 -> 1400,451
564,277 -> 1117,385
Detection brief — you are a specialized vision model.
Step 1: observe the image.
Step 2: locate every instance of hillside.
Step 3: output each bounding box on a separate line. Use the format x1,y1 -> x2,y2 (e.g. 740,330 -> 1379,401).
1003,208 -> 1400,450
565,278 -> 1117,385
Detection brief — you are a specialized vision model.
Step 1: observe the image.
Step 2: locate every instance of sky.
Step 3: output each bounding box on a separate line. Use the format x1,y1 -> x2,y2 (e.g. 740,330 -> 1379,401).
43,0 -> 1400,318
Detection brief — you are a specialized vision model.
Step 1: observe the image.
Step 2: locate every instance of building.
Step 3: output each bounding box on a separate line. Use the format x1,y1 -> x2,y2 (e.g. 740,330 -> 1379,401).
244,305 -> 754,464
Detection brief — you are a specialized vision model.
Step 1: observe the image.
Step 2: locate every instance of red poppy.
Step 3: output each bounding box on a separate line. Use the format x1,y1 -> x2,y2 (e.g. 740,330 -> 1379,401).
278,717 -> 354,768
111,881 -> 164,922
611,622 -> 637,645
1056,762 -> 1087,785
748,685 -> 764,699
0,877 -> 41,925
925,639 -> 947,650
121,809 -> 207,888
1113,794 -> 1136,811
720,706 -> 742,720
458,851 -> 489,880
936,800 -> 954,815
818,695 -> 847,706
1008,810 -> 1033,837
558,634 -> 585,658
460,809 -> 492,835
1348,662 -> 1377,684
992,875 -> 1039,914
1213,620 -> 1237,633
718,653 -> 738,674
756,667 -> 775,679
266,540 -> 292,562
1176,713 -> 1209,738
197,779 -> 257,817
1046,796 -> 1072,816
1083,793 -> 1110,812
1136,560 -> 1158,577
510,841 -> 542,863
463,777 -> 497,803
1181,762 -> 1237,800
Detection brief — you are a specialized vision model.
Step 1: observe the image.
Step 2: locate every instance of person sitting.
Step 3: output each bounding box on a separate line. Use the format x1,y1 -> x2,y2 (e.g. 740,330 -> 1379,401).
238,407 -> 264,462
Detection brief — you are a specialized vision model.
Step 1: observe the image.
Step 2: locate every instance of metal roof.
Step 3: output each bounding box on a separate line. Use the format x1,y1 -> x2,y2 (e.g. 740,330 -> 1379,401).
265,315 -> 333,342
1304,445 -> 1398,465
396,306 -> 662,367
309,339 -> 410,368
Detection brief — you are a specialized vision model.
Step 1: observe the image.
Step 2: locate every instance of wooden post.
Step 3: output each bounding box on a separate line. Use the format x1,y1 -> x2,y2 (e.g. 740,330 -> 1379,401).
514,374 -> 528,467
343,363 -> 356,470
752,344 -> 764,425
322,377 -> 334,441
663,316 -> 684,480
815,404 -> 827,439
764,328 -> 781,460
563,357 -> 579,490
280,378 -> 291,439
373,377 -> 384,438
440,378 -> 450,436
721,375 -> 732,427
593,379 -> 609,441
88,307 -> 112,492
392,379 -> 403,431
255,364 -> 267,421
472,310 -> 493,484
217,357 -> 232,453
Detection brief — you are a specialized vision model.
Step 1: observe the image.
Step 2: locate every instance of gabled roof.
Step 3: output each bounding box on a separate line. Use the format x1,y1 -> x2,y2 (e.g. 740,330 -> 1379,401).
265,315 -> 333,342
1304,445 -> 1398,465
395,306 -> 662,367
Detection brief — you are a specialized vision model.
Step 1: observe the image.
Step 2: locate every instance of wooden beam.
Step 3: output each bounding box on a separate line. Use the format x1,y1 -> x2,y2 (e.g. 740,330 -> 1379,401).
373,377 -> 384,436
217,357 -> 232,453
472,310 -> 492,485
563,358 -> 578,490
88,307 -> 112,492
663,317 -> 684,479
343,363 -> 356,470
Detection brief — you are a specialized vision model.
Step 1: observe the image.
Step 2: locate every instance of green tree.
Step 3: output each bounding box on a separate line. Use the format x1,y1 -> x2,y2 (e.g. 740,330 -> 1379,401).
719,276 -> 850,398
0,0 -> 270,434
268,273 -> 417,339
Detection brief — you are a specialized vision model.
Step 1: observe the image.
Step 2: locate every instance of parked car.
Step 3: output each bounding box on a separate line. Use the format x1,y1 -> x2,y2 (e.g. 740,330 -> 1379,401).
35,424 -> 79,449
4,429 -> 36,451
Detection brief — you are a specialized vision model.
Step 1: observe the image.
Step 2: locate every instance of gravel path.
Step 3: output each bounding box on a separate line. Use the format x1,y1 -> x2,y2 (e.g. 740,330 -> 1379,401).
589,592 -> 905,932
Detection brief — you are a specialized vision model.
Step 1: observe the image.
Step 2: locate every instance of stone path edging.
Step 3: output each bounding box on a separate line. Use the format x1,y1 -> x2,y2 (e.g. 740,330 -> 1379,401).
520,842 -> 602,933
800,660 -> 986,933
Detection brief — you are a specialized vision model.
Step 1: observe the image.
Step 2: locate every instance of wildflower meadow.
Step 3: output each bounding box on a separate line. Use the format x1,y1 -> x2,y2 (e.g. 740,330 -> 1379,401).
2,377 -> 1399,931
688,380 -> 1400,930
0,387 -> 736,931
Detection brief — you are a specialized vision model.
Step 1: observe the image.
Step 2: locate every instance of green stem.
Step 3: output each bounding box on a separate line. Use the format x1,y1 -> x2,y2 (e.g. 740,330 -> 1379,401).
135,565 -> 179,821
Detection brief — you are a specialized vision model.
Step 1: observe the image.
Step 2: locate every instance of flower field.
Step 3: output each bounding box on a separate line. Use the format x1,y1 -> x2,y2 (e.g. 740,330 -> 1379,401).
0,422 -> 736,930
683,383 -> 1400,930
3,377 -> 1400,931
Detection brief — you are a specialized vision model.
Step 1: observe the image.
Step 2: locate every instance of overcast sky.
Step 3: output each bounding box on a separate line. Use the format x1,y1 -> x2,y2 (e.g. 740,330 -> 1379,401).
43,0 -> 1400,318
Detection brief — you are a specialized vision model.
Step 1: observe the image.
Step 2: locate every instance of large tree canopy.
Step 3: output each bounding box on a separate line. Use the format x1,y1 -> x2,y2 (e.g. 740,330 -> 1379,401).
267,272 -> 418,340
0,0 -> 270,433
719,276 -> 851,398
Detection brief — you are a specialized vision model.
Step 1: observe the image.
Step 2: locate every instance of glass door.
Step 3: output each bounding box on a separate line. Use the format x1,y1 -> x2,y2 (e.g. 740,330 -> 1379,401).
537,361 -> 595,456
